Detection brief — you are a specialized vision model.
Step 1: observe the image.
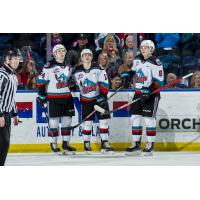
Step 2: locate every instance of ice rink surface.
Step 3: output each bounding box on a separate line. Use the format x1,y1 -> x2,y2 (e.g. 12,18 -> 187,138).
5,152 -> 200,166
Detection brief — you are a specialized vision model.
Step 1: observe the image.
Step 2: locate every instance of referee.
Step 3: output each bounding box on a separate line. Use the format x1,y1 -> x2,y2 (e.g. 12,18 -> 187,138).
0,48 -> 21,166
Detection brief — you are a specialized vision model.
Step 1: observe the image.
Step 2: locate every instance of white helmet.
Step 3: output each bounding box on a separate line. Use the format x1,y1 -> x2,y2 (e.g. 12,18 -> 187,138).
81,49 -> 93,57
52,44 -> 66,56
140,40 -> 155,52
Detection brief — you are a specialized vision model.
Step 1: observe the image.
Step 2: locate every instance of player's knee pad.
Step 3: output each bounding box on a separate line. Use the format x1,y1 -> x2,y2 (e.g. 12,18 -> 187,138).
49,117 -> 60,128
83,121 -> 93,131
99,119 -> 109,129
131,115 -> 142,126
61,116 -> 72,127
144,117 -> 156,128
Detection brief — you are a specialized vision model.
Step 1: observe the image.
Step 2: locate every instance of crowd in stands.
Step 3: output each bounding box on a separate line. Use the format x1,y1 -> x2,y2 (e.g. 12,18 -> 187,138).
1,33 -> 200,90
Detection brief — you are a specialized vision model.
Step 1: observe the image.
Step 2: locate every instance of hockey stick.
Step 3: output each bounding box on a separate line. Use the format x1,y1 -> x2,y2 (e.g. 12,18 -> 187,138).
69,86 -> 123,130
94,72 -> 194,115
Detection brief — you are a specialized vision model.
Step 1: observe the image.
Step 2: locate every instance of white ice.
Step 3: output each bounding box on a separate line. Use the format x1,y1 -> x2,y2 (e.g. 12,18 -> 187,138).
5,152 -> 200,166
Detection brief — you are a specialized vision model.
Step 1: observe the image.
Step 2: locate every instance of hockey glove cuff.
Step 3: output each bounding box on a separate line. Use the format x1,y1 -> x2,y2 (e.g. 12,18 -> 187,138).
37,95 -> 47,107
96,94 -> 107,107
121,71 -> 130,89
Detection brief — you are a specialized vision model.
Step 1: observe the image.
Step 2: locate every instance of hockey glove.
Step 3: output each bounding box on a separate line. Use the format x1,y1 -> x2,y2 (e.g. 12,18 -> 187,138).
67,77 -> 77,91
96,94 -> 107,107
37,96 -> 47,108
140,93 -> 149,105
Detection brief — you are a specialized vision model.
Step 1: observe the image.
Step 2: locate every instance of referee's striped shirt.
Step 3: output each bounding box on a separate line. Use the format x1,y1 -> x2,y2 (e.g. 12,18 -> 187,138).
0,64 -> 18,117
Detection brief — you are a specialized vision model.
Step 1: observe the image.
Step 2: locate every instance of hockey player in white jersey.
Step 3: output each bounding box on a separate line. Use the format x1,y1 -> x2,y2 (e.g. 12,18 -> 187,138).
121,40 -> 164,156
37,44 -> 76,155
73,49 -> 114,154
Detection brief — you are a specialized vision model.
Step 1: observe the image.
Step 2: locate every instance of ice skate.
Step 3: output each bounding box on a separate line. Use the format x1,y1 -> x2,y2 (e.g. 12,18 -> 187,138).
62,141 -> 76,155
84,141 -> 91,155
101,141 -> 114,154
50,143 -> 61,155
143,142 -> 154,156
125,141 -> 141,156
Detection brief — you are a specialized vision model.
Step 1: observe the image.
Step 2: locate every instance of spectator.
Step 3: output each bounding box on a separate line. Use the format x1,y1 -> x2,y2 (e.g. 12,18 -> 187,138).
166,73 -> 188,88
20,45 -> 44,72
122,34 -> 134,59
118,51 -> 134,75
101,34 -> 122,62
95,33 -> 121,51
97,53 -> 118,83
110,74 -> 122,90
166,73 -> 178,88
74,33 -> 95,55
68,33 -> 96,66
51,33 -> 62,49
181,33 -> 200,58
96,34 -> 123,78
98,52 -> 109,69
190,71 -> 200,88
118,51 -> 134,89
18,58 -> 38,90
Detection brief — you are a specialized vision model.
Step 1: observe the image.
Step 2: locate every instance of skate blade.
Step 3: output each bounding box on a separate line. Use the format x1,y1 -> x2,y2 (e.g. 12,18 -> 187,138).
85,151 -> 92,155
143,152 -> 153,156
125,151 -> 141,156
101,149 -> 114,155
52,151 -> 62,156
62,150 -> 76,155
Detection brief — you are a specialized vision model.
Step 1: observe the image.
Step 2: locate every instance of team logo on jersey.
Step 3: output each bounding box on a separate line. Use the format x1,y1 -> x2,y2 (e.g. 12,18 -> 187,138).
136,69 -> 147,83
80,78 -> 98,94
55,73 -> 68,89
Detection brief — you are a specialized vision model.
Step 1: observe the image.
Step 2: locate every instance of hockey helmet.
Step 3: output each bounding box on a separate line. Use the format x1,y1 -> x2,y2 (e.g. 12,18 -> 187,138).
81,49 -> 93,57
52,44 -> 66,55
140,40 -> 155,52
3,48 -> 20,60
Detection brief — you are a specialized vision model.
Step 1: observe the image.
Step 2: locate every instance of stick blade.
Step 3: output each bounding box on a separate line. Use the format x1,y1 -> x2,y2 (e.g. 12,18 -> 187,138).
94,105 -> 105,114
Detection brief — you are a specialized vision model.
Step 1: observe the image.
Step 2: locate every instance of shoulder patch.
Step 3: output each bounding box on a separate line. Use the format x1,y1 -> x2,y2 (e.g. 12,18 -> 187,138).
155,58 -> 162,66
44,62 -> 50,68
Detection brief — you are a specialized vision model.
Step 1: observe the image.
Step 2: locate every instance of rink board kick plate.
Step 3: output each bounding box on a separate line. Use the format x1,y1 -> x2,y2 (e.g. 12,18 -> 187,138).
9,141 -> 200,153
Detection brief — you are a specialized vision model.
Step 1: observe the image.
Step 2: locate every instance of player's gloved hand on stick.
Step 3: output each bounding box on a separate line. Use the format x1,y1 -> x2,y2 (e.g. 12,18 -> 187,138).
140,93 -> 149,105
37,96 -> 47,107
67,77 -> 77,91
121,71 -> 130,89
96,93 -> 107,107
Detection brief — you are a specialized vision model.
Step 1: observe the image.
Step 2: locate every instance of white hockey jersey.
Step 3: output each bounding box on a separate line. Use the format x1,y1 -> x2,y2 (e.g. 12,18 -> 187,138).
37,59 -> 72,100
131,55 -> 164,94
73,64 -> 109,102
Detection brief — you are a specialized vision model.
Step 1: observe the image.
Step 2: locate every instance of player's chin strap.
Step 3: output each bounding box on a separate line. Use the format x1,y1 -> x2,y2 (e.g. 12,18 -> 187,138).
68,86 -> 123,130
94,72 -> 194,115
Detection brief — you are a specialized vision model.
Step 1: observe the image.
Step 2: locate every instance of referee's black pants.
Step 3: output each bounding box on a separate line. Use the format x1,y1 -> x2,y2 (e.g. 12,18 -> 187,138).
0,113 -> 11,166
